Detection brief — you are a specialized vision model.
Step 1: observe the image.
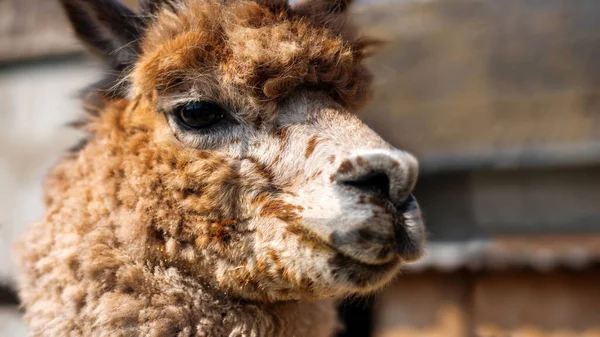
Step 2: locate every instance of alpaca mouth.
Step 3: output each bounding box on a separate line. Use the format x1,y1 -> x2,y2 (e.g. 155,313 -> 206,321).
328,193 -> 425,266
325,196 -> 424,289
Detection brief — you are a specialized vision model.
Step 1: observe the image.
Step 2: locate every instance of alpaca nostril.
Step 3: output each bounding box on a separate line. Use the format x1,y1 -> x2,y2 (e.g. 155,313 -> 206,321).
342,172 -> 391,201
334,150 -> 419,206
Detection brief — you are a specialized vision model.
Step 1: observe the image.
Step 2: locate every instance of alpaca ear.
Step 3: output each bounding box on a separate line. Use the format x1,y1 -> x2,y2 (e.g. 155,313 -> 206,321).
294,0 -> 353,15
138,0 -> 178,15
60,0 -> 143,67
321,0 -> 352,13
254,0 -> 290,11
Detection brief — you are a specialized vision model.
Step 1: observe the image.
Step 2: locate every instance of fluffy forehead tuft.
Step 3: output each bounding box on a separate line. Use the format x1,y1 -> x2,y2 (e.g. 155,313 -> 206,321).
132,0 -> 376,117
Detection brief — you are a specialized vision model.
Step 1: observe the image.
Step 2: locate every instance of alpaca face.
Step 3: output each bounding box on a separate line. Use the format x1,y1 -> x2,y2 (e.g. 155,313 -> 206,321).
58,0 -> 425,301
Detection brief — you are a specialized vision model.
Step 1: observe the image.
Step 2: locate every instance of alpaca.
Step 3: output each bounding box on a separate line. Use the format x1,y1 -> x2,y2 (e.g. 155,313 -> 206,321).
14,0 -> 425,336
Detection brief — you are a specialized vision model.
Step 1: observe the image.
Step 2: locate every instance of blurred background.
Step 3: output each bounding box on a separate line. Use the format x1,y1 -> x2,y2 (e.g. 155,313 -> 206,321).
1,0 -> 600,336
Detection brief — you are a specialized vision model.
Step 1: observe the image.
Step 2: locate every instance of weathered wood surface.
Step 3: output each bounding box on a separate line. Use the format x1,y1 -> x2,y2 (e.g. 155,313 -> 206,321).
355,0 -> 600,164
408,235 -> 600,272
373,272 -> 470,337
474,271 -> 600,337
375,271 -> 600,337
415,167 -> 600,241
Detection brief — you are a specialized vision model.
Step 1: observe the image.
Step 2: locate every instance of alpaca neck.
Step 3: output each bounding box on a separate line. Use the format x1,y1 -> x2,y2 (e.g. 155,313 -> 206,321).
244,299 -> 340,337
134,266 -> 340,337
188,286 -> 341,336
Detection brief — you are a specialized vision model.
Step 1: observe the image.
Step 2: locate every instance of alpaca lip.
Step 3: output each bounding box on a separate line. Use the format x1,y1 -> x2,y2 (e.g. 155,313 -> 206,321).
398,194 -> 418,213
333,248 -> 401,268
329,193 -> 424,265
393,194 -> 425,261
330,251 -> 402,280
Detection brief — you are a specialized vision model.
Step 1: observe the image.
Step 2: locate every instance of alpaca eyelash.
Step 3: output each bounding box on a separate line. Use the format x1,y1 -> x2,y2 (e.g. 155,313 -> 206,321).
165,108 -> 240,150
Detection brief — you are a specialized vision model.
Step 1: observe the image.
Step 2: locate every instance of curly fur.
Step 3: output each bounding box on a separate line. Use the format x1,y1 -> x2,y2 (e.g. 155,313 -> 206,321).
14,0 -> 423,336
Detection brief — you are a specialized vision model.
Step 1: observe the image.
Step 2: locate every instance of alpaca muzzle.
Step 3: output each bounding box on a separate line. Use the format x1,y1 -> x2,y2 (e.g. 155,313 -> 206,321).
326,149 -> 425,265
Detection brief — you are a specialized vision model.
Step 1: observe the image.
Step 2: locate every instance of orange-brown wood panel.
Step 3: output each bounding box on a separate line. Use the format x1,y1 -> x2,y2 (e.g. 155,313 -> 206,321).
474,271 -> 600,337
372,272 -> 471,337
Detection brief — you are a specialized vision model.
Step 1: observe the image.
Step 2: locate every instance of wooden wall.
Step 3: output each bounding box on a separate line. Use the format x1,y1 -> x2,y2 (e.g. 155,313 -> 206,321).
373,272 -> 471,337
415,168 -> 600,242
355,0 -> 600,164
374,271 -> 600,337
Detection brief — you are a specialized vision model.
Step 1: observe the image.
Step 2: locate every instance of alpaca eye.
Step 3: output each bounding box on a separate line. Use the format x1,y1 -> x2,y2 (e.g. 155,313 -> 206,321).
177,102 -> 225,129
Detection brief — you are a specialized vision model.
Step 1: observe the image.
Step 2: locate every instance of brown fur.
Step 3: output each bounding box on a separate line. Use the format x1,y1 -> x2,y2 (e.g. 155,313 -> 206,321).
14,0 -> 423,336
131,0 -> 374,120
17,97 -> 339,336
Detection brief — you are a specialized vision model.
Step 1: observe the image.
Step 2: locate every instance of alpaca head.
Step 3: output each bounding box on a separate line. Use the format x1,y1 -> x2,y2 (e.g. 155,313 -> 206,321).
60,0 -> 425,302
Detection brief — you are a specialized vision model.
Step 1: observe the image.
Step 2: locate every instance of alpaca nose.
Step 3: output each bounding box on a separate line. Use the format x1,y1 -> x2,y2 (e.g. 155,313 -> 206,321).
334,149 -> 419,206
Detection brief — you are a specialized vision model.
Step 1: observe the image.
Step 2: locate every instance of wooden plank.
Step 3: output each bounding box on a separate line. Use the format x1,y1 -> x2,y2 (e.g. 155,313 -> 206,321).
354,0 -> 600,160
372,272 -> 471,337
471,168 -> 600,233
474,271 -> 600,337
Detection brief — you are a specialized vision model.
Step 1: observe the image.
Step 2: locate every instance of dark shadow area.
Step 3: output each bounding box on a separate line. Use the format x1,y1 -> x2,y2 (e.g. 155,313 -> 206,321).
0,286 -> 19,305
336,296 -> 375,337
